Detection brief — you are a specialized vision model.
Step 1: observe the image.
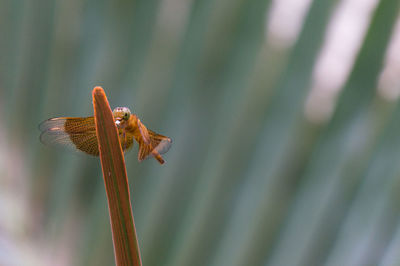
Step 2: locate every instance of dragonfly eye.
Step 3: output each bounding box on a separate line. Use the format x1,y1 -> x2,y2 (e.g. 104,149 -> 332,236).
123,112 -> 130,121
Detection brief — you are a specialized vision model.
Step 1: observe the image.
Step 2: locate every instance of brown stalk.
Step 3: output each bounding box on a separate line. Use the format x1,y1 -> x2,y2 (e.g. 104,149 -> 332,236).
93,86 -> 142,266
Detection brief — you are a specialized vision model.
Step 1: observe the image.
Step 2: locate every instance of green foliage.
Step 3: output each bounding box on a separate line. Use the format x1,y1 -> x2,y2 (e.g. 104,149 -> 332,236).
0,0 -> 400,265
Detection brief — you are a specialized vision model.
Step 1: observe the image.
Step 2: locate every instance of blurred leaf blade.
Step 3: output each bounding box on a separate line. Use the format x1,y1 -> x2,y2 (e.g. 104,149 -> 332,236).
267,0 -> 400,265
212,0 -> 340,265
325,99 -> 400,265
2,0 -> 400,265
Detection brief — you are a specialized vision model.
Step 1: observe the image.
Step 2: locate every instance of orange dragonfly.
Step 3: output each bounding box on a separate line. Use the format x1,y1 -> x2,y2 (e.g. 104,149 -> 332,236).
40,107 -> 172,164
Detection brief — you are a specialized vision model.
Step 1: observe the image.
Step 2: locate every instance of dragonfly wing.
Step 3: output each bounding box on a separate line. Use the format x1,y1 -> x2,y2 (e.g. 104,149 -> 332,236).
136,118 -> 150,144
148,130 -> 172,155
39,117 -> 100,156
39,117 -> 95,131
138,129 -> 172,162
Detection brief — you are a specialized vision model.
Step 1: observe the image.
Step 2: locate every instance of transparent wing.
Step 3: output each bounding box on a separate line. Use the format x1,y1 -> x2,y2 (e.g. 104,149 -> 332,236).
149,130 -> 172,155
39,117 -> 99,156
138,129 -> 172,163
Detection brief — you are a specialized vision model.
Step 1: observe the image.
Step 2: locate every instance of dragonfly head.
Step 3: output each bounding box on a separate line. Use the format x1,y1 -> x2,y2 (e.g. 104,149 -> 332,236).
113,107 -> 131,127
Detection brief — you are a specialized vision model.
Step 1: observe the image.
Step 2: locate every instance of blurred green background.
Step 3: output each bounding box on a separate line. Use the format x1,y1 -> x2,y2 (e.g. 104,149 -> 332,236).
1,0 -> 400,265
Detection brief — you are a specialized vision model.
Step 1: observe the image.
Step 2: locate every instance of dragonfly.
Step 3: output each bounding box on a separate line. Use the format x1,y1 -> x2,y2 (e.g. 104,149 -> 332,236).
39,107 -> 172,164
